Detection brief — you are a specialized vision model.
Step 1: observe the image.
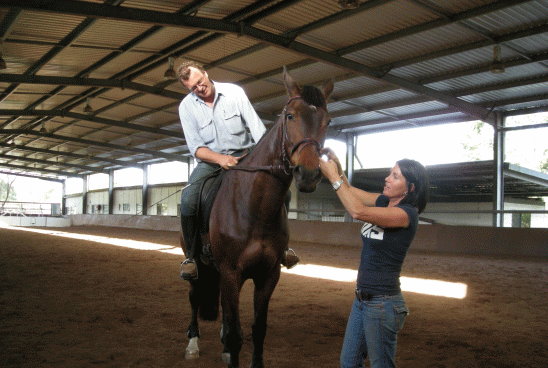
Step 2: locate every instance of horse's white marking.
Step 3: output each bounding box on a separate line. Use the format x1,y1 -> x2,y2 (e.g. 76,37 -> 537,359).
185,337 -> 200,360
221,352 -> 231,364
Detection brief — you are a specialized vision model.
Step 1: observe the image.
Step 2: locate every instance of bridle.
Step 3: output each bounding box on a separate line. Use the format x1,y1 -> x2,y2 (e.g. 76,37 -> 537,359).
281,95 -> 322,174
230,95 -> 323,177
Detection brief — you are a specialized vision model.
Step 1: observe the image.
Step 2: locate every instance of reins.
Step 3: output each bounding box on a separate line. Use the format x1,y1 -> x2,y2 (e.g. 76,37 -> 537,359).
228,164 -> 291,173
227,148 -> 292,176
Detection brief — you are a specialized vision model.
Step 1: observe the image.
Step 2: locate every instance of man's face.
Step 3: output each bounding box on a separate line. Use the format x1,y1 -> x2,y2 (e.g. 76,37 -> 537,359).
182,67 -> 213,100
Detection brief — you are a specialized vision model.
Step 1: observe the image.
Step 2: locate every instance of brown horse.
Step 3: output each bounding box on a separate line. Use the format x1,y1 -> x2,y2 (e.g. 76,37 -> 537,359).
183,68 -> 333,368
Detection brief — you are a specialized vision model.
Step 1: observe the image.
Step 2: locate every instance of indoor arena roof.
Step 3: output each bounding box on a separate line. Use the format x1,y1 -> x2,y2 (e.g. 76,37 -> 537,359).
352,160 -> 548,202
0,0 -> 546,181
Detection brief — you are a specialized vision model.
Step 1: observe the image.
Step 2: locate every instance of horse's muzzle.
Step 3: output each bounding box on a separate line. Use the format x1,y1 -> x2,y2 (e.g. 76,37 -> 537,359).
293,165 -> 322,193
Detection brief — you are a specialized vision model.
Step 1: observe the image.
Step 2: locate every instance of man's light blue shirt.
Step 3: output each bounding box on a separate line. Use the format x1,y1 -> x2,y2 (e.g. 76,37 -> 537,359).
178,81 -> 266,159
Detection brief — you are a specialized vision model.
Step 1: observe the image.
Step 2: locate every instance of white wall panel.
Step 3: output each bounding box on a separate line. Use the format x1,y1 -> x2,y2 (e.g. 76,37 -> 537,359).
87,191 -> 108,214
113,188 -> 142,215
65,196 -> 83,215
148,185 -> 181,216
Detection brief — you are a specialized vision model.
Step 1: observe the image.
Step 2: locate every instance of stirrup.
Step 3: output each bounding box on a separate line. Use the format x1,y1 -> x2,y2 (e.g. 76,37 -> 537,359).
180,259 -> 198,281
282,248 -> 300,269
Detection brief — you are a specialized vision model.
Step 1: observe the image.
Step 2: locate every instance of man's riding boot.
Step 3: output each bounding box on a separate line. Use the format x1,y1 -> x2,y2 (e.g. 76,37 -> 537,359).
180,215 -> 199,281
282,248 -> 300,269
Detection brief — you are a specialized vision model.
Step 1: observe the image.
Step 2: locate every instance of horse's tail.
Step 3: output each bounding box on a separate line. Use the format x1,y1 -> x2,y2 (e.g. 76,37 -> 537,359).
195,261 -> 220,321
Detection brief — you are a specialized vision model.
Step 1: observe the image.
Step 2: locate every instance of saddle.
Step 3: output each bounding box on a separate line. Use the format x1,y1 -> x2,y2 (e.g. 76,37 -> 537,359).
195,168 -> 225,264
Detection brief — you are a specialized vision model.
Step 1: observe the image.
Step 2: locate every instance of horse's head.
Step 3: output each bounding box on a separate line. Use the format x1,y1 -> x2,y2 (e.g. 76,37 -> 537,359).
282,67 -> 334,193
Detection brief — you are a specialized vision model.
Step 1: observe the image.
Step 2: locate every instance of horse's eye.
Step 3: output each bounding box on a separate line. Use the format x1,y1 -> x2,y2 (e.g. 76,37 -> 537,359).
285,113 -> 294,120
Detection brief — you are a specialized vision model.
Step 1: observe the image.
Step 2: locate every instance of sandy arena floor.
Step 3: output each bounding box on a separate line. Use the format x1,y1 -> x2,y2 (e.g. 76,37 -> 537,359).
0,225 -> 546,368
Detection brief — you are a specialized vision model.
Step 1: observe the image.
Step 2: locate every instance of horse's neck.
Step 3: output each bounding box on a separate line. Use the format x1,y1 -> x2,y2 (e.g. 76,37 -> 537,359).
248,123 -> 289,171
241,122 -> 292,192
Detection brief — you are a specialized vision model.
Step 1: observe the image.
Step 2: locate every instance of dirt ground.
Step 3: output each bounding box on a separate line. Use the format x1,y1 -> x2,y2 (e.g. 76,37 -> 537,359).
0,225 -> 546,368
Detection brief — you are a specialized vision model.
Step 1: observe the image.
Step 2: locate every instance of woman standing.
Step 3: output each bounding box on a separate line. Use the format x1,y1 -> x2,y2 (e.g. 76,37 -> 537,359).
319,149 -> 429,368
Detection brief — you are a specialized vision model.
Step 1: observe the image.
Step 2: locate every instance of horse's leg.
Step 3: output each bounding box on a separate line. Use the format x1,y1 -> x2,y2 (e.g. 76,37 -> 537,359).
185,280 -> 200,359
250,267 -> 281,368
220,272 -> 243,368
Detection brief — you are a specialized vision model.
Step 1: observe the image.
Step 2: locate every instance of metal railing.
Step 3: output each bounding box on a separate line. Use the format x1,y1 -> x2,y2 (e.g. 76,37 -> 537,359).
287,208 -> 548,228
0,201 -> 61,217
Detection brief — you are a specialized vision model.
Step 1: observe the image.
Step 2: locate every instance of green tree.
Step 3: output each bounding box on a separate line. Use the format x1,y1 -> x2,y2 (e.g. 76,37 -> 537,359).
43,188 -> 55,202
1,175 -> 17,212
462,121 -> 491,161
505,112 -> 548,173
540,149 -> 548,174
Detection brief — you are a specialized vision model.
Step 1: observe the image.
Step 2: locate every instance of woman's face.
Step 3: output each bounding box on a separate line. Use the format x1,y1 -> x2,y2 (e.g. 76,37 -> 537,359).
383,164 -> 408,199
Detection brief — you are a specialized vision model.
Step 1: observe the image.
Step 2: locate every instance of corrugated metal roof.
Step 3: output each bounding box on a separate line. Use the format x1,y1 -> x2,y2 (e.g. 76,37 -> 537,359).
196,0 -> 258,20
427,63 -> 548,91
467,1 -> 548,33
0,0 -> 545,180
296,0 -> 440,52
42,48 -> 114,77
255,0 -> 341,35
121,0 -> 184,13
183,34 -> 261,67
10,11 -> 85,42
462,81 -> 548,103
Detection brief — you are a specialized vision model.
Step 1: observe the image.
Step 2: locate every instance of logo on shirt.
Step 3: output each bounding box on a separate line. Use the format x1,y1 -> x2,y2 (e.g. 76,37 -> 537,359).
361,222 -> 384,240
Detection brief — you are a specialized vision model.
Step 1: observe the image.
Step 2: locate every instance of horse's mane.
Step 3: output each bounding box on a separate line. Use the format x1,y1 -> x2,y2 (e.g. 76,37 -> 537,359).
300,85 -> 326,109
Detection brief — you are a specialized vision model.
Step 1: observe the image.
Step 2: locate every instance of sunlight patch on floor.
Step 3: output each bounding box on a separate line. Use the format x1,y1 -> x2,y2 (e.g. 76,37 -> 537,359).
3,224 -> 467,298
283,264 -> 356,282
1,223 -> 183,255
283,264 -> 467,299
400,276 -> 467,299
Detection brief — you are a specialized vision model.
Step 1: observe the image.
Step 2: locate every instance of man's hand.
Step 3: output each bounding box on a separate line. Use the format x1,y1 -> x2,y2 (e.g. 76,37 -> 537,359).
218,154 -> 240,170
195,147 -> 241,169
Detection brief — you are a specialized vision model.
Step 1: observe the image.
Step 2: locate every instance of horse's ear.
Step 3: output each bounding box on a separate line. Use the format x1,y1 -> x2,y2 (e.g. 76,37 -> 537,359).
283,66 -> 300,97
322,78 -> 334,101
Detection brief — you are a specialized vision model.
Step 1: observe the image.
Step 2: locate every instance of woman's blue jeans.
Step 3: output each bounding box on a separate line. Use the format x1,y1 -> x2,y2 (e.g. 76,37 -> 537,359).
340,293 -> 409,368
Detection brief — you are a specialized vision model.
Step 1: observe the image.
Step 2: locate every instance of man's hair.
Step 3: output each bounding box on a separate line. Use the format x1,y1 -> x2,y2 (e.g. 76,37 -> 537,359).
177,60 -> 206,81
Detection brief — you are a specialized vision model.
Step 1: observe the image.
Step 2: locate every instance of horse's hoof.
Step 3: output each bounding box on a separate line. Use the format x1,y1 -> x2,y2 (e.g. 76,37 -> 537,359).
282,248 -> 300,269
185,349 -> 199,360
221,352 -> 231,364
185,337 -> 199,360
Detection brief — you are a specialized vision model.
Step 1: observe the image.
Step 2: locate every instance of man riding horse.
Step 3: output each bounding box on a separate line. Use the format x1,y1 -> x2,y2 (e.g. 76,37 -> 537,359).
177,61 -> 299,280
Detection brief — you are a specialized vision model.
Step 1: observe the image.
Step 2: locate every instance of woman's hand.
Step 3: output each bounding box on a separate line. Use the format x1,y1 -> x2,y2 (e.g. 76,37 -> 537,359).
320,148 -> 343,183
321,148 -> 343,175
